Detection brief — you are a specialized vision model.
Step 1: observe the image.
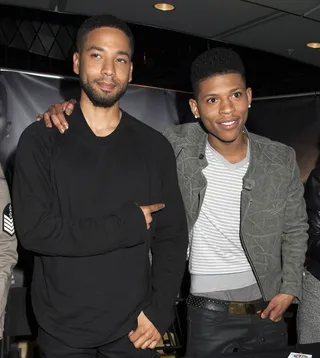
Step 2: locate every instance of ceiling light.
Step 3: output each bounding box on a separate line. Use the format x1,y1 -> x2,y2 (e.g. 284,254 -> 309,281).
154,3 -> 175,11
307,42 -> 320,49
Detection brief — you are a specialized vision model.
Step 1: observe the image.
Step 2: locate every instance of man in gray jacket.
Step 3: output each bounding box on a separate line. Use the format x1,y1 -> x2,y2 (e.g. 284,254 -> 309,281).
0,165 -> 17,339
38,47 -> 308,356
163,48 -> 308,356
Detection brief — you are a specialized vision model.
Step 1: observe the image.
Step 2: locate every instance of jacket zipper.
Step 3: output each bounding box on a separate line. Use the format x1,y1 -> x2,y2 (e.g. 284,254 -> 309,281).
240,196 -> 267,301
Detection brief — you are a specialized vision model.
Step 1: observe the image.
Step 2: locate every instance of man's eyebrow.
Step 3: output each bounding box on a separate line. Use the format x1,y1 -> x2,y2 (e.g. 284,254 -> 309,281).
203,88 -> 244,98
231,87 -> 245,91
117,50 -> 130,58
85,47 -> 130,58
86,46 -> 105,52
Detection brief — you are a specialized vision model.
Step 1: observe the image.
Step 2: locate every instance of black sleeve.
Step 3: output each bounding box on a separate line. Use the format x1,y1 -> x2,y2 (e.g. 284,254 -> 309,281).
143,141 -> 188,335
305,168 -> 320,262
13,127 -> 147,257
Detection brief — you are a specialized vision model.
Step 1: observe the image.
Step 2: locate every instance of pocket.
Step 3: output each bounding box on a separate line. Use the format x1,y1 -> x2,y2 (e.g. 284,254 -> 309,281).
186,306 -> 230,356
186,306 -> 228,353
259,317 -> 287,347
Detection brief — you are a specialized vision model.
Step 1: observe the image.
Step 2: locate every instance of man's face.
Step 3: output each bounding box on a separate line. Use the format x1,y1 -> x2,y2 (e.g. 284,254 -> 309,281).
189,73 -> 252,143
73,27 -> 133,108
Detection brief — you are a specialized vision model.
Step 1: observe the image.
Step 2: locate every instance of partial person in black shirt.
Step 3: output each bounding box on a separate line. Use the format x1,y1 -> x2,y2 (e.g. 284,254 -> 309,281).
13,14 -> 188,358
297,167 -> 320,343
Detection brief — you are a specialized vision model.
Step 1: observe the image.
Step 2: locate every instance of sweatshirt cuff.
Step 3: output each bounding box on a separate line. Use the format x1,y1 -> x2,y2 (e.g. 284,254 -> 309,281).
119,202 -> 147,246
143,304 -> 174,336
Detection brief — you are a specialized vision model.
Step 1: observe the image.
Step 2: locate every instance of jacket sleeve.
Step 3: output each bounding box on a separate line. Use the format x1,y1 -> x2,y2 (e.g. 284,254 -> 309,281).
143,141 -> 188,334
304,167 -> 320,261
13,127 -> 147,257
0,166 -> 17,338
280,149 -> 308,301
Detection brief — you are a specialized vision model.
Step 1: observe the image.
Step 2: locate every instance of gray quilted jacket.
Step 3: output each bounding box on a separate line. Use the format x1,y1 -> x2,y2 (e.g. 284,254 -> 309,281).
163,122 -> 308,301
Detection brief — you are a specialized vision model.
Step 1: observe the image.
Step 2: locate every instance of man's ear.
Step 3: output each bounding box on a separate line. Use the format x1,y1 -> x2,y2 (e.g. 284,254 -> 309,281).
246,87 -> 252,106
189,98 -> 200,118
129,62 -> 133,83
73,52 -> 80,75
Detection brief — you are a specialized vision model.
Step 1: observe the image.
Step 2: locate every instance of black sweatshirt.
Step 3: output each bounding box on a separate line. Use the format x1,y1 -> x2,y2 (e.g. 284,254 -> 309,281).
13,104 -> 188,348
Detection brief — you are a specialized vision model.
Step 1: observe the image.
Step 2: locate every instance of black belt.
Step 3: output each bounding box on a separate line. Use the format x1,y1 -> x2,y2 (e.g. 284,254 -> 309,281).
187,294 -> 268,315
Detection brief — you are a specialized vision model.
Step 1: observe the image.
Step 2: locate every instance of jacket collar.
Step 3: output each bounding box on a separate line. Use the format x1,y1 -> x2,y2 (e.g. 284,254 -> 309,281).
176,123 -> 263,187
174,122 -> 208,170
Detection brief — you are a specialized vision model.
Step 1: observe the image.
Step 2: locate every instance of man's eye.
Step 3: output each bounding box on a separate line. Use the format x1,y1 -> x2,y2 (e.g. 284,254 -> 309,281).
207,98 -> 217,103
91,53 -> 101,59
117,58 -> 127,64
233,92 -> 242,98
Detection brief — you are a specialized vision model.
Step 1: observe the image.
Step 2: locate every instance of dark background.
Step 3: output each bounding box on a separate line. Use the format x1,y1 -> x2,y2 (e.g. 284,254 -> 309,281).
1,4 -> 320,97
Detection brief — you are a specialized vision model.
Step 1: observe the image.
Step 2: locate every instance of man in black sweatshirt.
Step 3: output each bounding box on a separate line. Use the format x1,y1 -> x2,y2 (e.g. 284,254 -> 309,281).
13,15 -> 188,358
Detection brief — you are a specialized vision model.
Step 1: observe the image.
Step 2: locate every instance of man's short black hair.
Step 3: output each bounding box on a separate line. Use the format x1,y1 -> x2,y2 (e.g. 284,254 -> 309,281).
190,47 -> 246,97
76,14 -> 135,57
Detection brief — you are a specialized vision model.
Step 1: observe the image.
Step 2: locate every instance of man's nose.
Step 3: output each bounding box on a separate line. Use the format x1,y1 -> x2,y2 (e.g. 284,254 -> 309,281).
101,59 -> 115,76
219,99 -> 235,114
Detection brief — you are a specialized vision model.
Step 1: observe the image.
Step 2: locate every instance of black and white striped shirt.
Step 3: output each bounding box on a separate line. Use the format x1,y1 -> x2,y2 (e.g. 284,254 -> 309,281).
190,141 -> 257,293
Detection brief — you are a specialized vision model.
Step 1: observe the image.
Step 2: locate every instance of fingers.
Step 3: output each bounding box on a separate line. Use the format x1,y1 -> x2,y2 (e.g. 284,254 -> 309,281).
36,113 -> 44,121
148,203 -> 165,213
43,112 -> 52,128
129,328 -> 145,347
148,339 -> 160,349
140,203 -> 165,214
139,207 -> 151,230
53,103 -> 69,130
141,338 -> 154,350
128,312 -> 161,349
54,113 -> 68,132
42,103 -> 67,133
142,335 -> 161,350
261,294 -> 293,321
130,329 -> 161,349
269,308 -> 283,322
128,326 -> 141,343
65,99 -> 77,116
269,313 -> 282,322
260,310 -> 268,319
37,102 -> 70,133
261,302 -> 274,319
261,302 -> 282,321
139,203 -> 165,230
50,114 -> 66,134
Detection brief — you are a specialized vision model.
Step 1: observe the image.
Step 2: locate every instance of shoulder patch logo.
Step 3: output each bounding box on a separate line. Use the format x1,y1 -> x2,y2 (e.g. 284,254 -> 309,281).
3,203 -> 15,236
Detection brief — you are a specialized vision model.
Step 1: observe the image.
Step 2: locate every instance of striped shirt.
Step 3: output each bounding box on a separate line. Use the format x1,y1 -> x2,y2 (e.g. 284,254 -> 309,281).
189,141 -> 257,293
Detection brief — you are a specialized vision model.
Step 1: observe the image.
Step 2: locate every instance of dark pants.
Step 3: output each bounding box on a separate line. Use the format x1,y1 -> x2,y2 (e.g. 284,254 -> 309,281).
186,305 -> 288,357
38,328 -> 157,358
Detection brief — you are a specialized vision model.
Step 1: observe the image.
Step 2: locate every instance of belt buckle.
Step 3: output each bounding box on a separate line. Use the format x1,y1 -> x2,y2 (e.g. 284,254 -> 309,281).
228,302 -> 249,315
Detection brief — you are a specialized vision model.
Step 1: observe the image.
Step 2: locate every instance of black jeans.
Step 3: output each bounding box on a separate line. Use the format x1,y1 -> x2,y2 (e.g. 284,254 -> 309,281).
186,305 -> 288,357
38,328 -> 158,358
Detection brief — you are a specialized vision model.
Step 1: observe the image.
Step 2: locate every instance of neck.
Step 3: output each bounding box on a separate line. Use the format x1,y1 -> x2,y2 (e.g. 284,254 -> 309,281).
208,132 -> 248,164
80,93 -> 121,137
